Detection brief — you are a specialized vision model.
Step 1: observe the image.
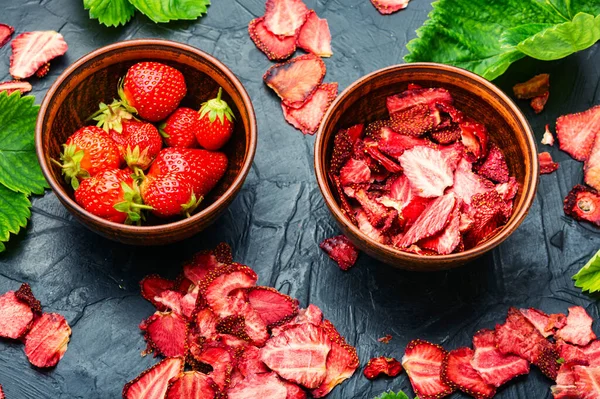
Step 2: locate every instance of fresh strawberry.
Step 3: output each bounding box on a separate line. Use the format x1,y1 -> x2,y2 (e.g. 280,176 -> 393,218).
122,357 -> 184,399
371,0 -> 410,14
297,10 -> 333,57
363,357 -> 402,379
0,24 -> 13,48
228,372 -> 289,399
402,339 -> 454,399
513,74 -> 550,99
319,235 -> 360,271
164,371 -> 218,399
531,91 -> 549,114
158,107 -> 199,148
0,290 -> 34,339
247,286 -> 299,328
0,80 -> 32,94
542,124 -> 555,146
556,306 -> 597,347
398,146 -> 454,197
75,168 -> 149,224
474,144 -> 509,183
556,105 -> 600,161
539,152 -> 559,174
119,61 -> 187,122
105,119 -> 163,172
249,17 -> 297,61
140,172 -> 201,218
282,82 -> 338,135
564,185 -> 600,227
193,87 -> 235,150
390,104 -> 438,137
441,347 -> 496,399
140,311 -> 187,357
194,340 -> 236,391
24,313 -> 71,368
55,126 -> 121,189
139,275 -> 176,310
263,0 -> 310,36
9,31 -> 68,79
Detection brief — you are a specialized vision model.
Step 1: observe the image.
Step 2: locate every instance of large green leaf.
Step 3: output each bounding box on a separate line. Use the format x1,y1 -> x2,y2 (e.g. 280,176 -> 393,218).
83,0 -> 136,27
405,0 -> 600,80
0,184 -> 31,252
0,91 -> 47,195
128,0 -> 211,23
573,249 -> 600,294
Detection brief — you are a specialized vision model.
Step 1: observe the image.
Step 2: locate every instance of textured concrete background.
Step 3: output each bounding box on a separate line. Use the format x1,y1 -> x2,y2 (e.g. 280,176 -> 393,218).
0,0 -> 599,397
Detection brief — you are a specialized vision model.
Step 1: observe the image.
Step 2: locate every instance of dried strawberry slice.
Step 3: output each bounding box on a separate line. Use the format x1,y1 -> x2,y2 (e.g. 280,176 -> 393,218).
431,124 -> 461,145
330,129 -> 354,174
249,17 -> 296,61
441,347 -> 496,399
460,119 -> 489,160
183,246 -> 231,286
377,174 -> 414,212
297,10 -> 332,57
582,340 -> 600,366
153,290 -> 184,315
569,366 -> 600,398
365,120 -> 390,138
264,0 -> 310,36
474,144 -> 509,183
247,286 -> 299,327
10,31 -> 68,79
123,357 -> 184,399
397,193 -> 456,248
282,82 -> 338,134
0,80 -> 32,95
261,323 -> 332,389
319,235 -> 359,271
399,146 -> 454,198
531,92 -> 549,114
547,313 -> 568,334
513,74 -> 550,99
464,190 -> 510,249
387,87 -> 452,115
519,308 -> 553,338
585,133 -> 600,190
363,356 -> 402,379
0,24 -> 13,48
354,188 -> 396,228
15,283 -> 42,315
452,158 -> 492,206
165,371 -> 218,399
556,306 -> 597,347
0,290 -> 34,339
402,339 -> 454,399
539,152 -> 559,175
285,380 -> 308,399
542,124 -> 555,146
330,173 -> 357,225
35,62 -> 50,78
24,313 -> 71,368
140,275 -> 176,311
564,185 -> 600,227
419,203 -> 461,255
378,126 -> 435,158
470,329 -> 530,388
201,263 -> 258,315
557,340 -> 588,365
0,383 -> 4,399
179,287 -> 199,320
238,345 -> 270,377
364,139 -> 403,173
556,105 -> 600,161
370,0 -> 410,14
264,54 -> 326,109
390,104 -> 438,137
195,340 -> 237,391
272,304 -> 324,336
216,314 -> 251,342
218,297 -> 270,346
140,311 -> 188,358
229,372 -> 289,399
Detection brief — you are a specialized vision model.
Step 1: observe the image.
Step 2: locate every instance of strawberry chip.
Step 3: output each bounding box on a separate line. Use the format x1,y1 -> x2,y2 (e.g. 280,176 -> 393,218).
539,152 -> 559,175
442,347 -> 496,399
370,0 -> 410,14
585,133 -> 600,190
397,193 -> 456,247
319,235 -> 359,271
201,264 -> 258,315
542,124 -> 555,146
531,92 -> 549,114
140,311 -> 188,358
474,144 -> 509,183
264,54 -> 326,109
264,0 -> 310,36
418,203 -> 461,255
123,357 -> 184,399
194,341 -> 236,392
564,185 -> 600,227
399,146 -> 454,198
24,313 -> 71,368
0,383 -> 4,399
165,371 -> 218,399
140,274 -> 176,310
513,74 -> 550,99
228,372 -> 288,399
363,356 -> 402,379
0,290 -> 34,340
402,339 -> 454,399
0,80 -> 32,95
282,82 -> 338,134
390,104 -> 438,137
556,105 -> 600,161
297,10 -> 332,58
10,31 -> 68,79
556,306 -> 597,347
247,286 -> 299,327
0,24 -> 13,48
249,17 -> 296,61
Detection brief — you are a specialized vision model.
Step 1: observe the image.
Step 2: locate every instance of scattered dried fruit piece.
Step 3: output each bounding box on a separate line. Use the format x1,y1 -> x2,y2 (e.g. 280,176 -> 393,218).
202,264 -> 258,315
228,372 -> 288,399
282,82 -> 338,134
0,383 -> 4,399
297,10 -> 332,57
399,146 -> 454,198
249,17 -> 297,61
378,334 -> 393,344
542,125 -> 555,146
556,306 -> 597,347
140,275 -> 176,311
238,345 -> 270,377
474,144 -> 509,183
397,193 -> 456,247
165,371 -> 217,399
431,124 -> 461,145
140,311 -> 188,357
378,126 -> 434,158
418,203 -> 461,255
441,347 -> 496,399
264,54 -> 326,109
363,356 -> 403,380
531,92 -> 549,114
519,308 -> 552,338
371,0 -> 410,14
14,283 -> 42,315
123,357 -> 184,399
195,341 -> 236,391
35,62 -> 50,78
0,290 -> 34,339
585,134 -> 600,190
10,31 -> 68,79
402,339 -> 454,399
24,313 -> 71,368
0,23 -> 14,48
247,286 -> 299,328
556,105 -> 600,161
459,119 -> 489,160
539,152 -> 559,175
0,80 -> 32,95
264,0 -> 310,36
319,235 -> 359,271
390,104 -> 438,137
513,74 -> 550,99
564,185 -> 600,227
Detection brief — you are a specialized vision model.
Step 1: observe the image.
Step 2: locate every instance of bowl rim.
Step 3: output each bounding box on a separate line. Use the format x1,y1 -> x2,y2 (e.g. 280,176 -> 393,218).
314,62 -> 540,263
35,38 -> 257,233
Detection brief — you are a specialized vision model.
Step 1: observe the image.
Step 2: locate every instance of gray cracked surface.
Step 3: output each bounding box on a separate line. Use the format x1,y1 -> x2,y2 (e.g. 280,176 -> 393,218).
0,0 -> 599,398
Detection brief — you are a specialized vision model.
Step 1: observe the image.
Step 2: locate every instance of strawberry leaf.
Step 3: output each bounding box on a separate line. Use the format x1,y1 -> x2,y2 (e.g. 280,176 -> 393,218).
0,184 -> 31,252
405,0 -> 600,80
0,91 -> 47,195
573,249 -> 600,294
374,391 -> 411,399
128,0 -> 211,23
83,0 -> 136,27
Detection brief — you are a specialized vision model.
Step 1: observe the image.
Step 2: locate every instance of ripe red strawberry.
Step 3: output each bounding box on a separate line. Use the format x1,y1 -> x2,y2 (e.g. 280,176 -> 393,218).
159,107 -> 199,148
74,168 -> 148,224
193,88 -> 235,150
55,126 -> 121,189
140,172 -> 201,218
119,62 -> 187,122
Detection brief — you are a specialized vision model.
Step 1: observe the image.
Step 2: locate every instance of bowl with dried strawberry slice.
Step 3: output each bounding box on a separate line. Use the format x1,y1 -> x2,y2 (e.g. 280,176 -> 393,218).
36,39 -> 257,245
314,63 -> 539,271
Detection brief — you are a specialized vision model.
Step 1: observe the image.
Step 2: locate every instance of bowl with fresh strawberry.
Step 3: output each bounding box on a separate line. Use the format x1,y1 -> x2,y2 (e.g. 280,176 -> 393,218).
314,63 -> 539,271
36,40 -> 257,245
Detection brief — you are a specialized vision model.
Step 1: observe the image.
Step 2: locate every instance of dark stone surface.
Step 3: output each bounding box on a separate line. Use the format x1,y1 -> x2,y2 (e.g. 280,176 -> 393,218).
0,0 -> 599,398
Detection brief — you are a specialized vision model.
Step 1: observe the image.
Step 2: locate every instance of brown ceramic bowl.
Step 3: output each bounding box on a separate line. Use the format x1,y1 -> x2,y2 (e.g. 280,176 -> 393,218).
36,39 -> 257,246
314,63 -> 539,271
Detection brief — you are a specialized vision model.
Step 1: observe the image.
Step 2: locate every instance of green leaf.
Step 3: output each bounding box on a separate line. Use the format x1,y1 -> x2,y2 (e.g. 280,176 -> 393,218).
83,0 -> 136,27
573,249 -> 600,294
0,184 -> 31,252
405,0 -> 600,80
375,391 -> 411,399
128,0 -> 211,23
0,91 -> 48,195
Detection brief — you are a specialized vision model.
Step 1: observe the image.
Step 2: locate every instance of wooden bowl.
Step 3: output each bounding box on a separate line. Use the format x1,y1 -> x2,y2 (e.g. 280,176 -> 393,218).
314,63 -> 539,271
36,39 -> 257,246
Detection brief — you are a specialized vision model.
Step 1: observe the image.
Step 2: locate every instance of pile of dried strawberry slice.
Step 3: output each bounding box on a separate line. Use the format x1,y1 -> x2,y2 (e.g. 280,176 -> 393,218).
123,243 -> 359,398
393,306 -> 600,398
0,283 -> 72,369
328,84 -> 518,255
